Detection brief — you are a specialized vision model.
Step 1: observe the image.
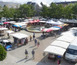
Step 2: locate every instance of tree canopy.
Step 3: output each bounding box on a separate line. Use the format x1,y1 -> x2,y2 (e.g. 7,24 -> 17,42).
0,3 -> 77,19
0,45 -> 7,61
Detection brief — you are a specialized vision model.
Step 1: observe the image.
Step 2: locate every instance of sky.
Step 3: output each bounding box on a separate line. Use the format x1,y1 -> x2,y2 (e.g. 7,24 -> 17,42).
0,0 -> 77,6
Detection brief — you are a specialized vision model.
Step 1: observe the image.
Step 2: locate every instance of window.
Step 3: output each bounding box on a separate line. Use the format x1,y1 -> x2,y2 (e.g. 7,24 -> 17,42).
66,48 -> 77,55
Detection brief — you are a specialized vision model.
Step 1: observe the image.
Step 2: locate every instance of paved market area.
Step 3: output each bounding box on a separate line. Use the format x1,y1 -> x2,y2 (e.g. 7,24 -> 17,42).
0,30 -> 77,65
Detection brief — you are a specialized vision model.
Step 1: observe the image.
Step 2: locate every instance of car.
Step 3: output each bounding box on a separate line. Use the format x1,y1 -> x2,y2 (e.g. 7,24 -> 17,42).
65,38 -> 77,63
1,40 -> 12,51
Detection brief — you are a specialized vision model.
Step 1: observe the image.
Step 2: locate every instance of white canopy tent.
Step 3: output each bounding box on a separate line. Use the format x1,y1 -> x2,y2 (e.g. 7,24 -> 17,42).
51,40 -> 70,49
6,30 -> 14,34
46,20 -> 63,25
61,31 -> 73,36
0,28 -> 8,30
9,21 -> 16,24
57,21 -> 64,25
0,28 -> 8,35
57,35 -> 75,43
39,21 -> 46,23
11,33 -> 28,39
44,45 -> 66,56
46,20 -> 56,24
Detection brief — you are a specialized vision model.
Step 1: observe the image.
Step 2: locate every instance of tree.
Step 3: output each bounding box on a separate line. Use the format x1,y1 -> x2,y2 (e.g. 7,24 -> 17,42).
2,6 -> 16,18
0,45 -> 7,61
49,3 -> 63,18
40,5 -> 49,17
19,4 -> 35,18
72,3 -> 77,19
0,6 -> 3,18
63,4 -> 73,19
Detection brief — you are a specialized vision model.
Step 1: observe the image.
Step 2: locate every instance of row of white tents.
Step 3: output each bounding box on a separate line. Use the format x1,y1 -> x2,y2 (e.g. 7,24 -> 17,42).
44,27 -> 77,56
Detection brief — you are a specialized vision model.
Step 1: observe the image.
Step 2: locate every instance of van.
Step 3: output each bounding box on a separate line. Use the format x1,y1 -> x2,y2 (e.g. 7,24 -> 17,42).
65,38 -> 77,62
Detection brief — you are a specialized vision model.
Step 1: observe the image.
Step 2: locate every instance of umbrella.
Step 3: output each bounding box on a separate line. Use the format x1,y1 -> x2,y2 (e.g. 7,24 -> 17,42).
57,25 -> 62,28
41,28 -> 48,32
4,22 -> 9,24
36,19 -> 40,22
13,25 -> 22,27
46,29 -> 53,32
33,20 -> 37,23
29,21 -> 34,23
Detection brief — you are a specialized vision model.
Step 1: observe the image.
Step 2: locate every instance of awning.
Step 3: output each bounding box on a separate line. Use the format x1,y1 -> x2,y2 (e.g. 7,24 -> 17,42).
11,33 -> 28,39
57,35 -> 75,43
51,40 -> 70,49
44,45 -> 66,56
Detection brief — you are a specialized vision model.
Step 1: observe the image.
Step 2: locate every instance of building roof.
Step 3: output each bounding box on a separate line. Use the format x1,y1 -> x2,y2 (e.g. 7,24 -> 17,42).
55,1 -> 77,4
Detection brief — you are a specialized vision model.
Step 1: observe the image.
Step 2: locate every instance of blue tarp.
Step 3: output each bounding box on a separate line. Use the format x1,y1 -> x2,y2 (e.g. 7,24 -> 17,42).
6,45 -> 12,50
13,25 -> 22,27
53,26 -> 61,29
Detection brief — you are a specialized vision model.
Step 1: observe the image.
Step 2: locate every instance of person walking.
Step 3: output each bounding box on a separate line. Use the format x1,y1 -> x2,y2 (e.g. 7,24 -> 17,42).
31,49 -> 35,59
37,41 -> 40,48
57,59 -> 61,65
30,35 -> 32,41
25,49 -> 28,59
26,38 -> 28,44
33,32 -> 35,40
34,39 -> 37,46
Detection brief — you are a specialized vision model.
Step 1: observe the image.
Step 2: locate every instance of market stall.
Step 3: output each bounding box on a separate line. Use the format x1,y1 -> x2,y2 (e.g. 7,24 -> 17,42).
11,33 -> 28,46
51,40 -> 70,49
12,22 -> 27,31
0,27 -> 8,36
6,30 -> 14,38
57,35 -> 75,43
44,45 -> 66,56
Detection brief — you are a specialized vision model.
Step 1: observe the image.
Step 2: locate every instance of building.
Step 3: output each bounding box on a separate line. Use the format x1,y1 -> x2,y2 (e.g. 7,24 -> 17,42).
27,2 -> 41,16
55,1 -> 77,6
0,1 -> 20,8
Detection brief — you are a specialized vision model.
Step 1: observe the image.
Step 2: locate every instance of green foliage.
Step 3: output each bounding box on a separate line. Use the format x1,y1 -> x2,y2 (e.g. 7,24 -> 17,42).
0,45 -> 7,61
63,4 -> 73,19
40,3 -> 77,19
49,3 -> 63,18
19,4 -> 35,17
40,5 -> 49,17
72,3 -> 77,19
0,3 -> 77,19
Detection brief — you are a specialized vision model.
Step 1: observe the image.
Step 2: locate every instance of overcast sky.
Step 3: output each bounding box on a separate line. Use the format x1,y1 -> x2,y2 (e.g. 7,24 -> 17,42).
0,0 -> 77,6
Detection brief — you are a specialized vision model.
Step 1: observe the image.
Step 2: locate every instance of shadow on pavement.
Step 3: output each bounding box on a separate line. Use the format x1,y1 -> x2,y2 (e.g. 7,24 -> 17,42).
16,58 -> 26,63
29,45 -> 35,48
24,58 -> 32,63
36,54 -> 76,65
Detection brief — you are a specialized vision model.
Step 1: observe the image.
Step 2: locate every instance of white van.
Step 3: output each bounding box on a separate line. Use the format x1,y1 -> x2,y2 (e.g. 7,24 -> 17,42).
65,38 -> 77,62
